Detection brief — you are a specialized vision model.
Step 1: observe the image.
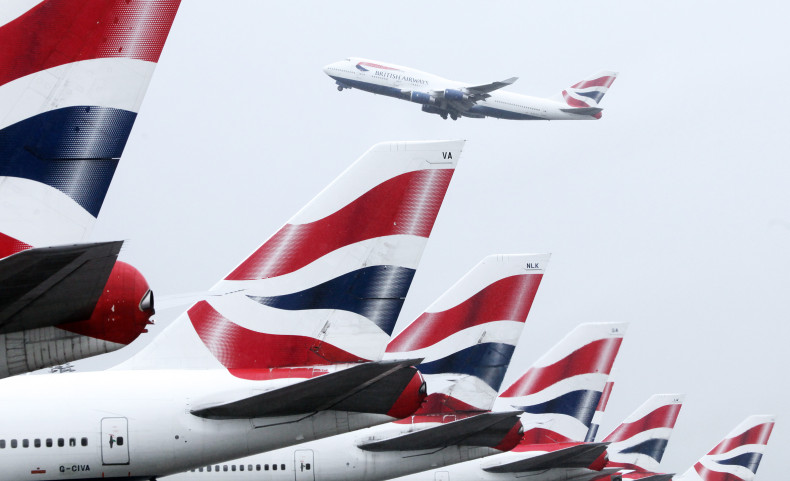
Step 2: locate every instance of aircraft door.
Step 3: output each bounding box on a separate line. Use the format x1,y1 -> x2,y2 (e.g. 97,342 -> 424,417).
435,471 -> 450,481
294,449 -> 315,481
101,417 -> 130,465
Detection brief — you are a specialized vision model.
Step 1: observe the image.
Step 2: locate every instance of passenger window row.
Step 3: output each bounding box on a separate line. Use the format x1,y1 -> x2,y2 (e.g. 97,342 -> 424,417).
190,463 -> 289,473
0,437 -> 88,449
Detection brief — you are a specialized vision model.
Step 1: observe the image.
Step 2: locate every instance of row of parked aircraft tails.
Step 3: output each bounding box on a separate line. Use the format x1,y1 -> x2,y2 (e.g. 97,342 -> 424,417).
0,1 -> 775,480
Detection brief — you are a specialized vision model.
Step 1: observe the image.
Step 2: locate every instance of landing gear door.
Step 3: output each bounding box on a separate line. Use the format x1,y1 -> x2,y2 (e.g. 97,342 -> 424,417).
101,417 -> 129,465
294,449 -> 315,481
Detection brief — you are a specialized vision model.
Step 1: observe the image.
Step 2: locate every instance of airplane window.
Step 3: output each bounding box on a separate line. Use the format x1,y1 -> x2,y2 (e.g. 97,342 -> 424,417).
240,465 -> 245,471
215,465 -> 219,471
23,439 -> 29,448
0,440 -> 4,448
223,465 -> 228,472
273,464 -> 277,471
306,463 -> 311,470
11,439 -> 17,448
256,465 -> 261,471
281,464 -> 286,470
248,465 -> 253,471
46,439 -> 53,447
81,437 -> 88,447
69,438 -> 76,447
199,468 -> 204,472
58,438 -> 64,447
265,464 -> 269,471
231,465 -> 236,472
34,439 -> 41,448
206,466 -> 211,472
117,437 -> 124,446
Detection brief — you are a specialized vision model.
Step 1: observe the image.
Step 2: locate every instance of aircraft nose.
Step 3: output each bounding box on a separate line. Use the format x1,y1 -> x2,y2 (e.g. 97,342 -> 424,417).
322,62 -> 336,76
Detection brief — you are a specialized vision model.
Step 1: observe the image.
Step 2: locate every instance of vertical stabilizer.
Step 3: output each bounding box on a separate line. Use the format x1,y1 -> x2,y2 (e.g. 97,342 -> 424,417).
676,415 -> 775,481
119,141 -> 462,375
385,253 -> 549,413
497,322 -> 627,442
0,0 -> 180,255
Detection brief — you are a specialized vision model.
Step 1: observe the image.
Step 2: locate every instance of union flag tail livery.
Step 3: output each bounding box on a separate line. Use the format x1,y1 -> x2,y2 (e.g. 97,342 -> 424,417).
603,394 -> 685,474
0,0 -> 180,250
675,415 -> 775,481
497,322 -> 627,443
585,381 -> 615,442
385,254 -> 550,413
0,0 -> 180,376
120,140 -> 463,373
556,71 -> 618,119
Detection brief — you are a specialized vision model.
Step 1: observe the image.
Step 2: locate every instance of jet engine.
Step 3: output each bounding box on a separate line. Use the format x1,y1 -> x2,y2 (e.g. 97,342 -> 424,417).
409,91 -> 435,104
444,89 -> 469,101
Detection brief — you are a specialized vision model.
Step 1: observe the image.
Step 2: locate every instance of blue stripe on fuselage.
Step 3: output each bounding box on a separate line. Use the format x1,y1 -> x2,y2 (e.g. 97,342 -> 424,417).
516,389 -> 603,426
249,265 -> 416,336
418,342 -> 516,392
0,106 -> 137,217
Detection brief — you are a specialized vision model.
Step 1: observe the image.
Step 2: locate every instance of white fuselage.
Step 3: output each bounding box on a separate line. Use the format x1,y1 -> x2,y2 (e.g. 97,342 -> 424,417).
323,58 -> 589,121
165,417 -> 504,481
0,369 -> 396,481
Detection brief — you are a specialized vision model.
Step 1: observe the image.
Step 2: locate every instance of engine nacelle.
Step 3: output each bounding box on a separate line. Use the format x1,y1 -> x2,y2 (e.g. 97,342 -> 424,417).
409,91 -> 434,105
444,89 -> 468,101
421,104 -> 448,117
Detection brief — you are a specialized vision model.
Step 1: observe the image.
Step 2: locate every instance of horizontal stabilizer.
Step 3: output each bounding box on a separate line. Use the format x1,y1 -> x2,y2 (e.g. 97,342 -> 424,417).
191,359 -> 421,419
560,107 -> 604,116
484,443 -> 609,473
0,241 -> 122,333
358,411 -> 521,452
635,474 -> 675,481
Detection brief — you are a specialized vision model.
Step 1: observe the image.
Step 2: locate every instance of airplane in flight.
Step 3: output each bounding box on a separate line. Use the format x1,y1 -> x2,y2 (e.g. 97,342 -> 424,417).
163,253 -> 551,481
323,58 -> 617,121
0,0 -> 181,376
0,139 -> 463,480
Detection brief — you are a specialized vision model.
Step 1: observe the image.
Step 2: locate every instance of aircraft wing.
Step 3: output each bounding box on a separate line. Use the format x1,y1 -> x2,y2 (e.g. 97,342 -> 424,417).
465,76 -> 518,96
0,241 -> 122,333
357,411 -> 521,452
483,443 -> 610,473
191,359 -> 422,419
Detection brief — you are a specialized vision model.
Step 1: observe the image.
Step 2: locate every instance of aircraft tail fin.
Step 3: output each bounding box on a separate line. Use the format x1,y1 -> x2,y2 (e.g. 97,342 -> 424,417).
119,141 -> 462,374
585,381 -> 615,442
385,253 -> 549,413
497,322 -> 627,443
0,0 -> 180,253
553,71 -> 617,119
675,415 -> 775,481
604,394 -> 685,472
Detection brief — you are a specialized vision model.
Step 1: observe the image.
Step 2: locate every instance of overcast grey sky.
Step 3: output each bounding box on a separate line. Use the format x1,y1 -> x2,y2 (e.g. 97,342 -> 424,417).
84,1 -> 789,477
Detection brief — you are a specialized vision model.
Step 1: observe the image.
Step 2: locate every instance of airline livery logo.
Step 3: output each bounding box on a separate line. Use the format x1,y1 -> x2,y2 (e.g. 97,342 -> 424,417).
692,418 -> 774,481
356,61 -> 400,72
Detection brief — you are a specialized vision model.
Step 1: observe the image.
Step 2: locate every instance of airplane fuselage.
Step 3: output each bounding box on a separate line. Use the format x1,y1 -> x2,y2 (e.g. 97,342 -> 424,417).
323,58 -> 594,121
0,369 -> 399,481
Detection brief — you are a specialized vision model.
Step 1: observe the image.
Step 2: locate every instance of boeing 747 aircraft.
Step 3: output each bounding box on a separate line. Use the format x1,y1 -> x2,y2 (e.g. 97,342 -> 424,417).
323,58 -> 617,121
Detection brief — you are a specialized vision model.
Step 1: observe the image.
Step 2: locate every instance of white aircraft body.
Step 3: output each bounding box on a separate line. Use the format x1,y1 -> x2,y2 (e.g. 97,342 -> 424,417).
323,58 -> 617,121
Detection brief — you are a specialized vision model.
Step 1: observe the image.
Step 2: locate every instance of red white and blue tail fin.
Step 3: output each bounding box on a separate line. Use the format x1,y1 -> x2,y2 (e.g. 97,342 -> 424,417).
119,140 -> 462,375
554,71 -> 618,119
496,322 -> 627,443
385,254 -> 549,413
585,380 -> 615,442
0,0 -> 180,257
604,394 -> 685,473
675,415 -> 775,481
